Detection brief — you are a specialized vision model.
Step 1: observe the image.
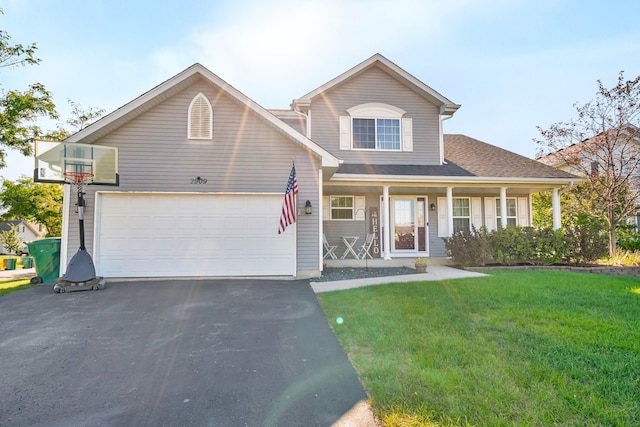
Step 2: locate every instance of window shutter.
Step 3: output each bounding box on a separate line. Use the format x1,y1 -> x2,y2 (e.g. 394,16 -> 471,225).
471,197 -> 482,230
517,197 -> 529,226
355,196 -> 366,220
188,93 -> 212,139
437,197 -> 448,237
339,116 -> 351,150
323,196 -> 330,220
484,197 -> 497,231
402,117 -> 413,152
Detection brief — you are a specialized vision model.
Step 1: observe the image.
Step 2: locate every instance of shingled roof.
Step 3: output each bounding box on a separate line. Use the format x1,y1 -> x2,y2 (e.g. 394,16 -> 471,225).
334,134 -> 578,180
444,134 -> 577,179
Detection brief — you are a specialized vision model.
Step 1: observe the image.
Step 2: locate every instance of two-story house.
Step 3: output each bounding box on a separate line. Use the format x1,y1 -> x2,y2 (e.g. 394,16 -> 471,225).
55,54 -> 576,278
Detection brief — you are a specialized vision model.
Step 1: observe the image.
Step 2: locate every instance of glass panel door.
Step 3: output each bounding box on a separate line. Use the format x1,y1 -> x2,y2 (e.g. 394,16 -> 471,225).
392,199 -> 415,250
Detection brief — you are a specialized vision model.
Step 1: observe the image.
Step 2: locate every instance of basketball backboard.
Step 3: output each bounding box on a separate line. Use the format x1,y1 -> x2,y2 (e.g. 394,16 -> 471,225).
34,140 -> 119,186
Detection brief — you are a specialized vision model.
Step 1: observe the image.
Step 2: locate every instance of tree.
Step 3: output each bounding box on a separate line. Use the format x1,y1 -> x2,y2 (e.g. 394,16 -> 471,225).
536,71 -> 640,257
0,177 -> 63,236
48,99 -> 105,140
0,9 -> 59,168
0,223 -> 23,255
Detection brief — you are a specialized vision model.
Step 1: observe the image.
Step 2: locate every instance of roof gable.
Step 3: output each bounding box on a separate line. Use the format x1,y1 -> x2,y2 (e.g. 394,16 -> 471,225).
67,64 -> 340,167
292,53 -> 460,115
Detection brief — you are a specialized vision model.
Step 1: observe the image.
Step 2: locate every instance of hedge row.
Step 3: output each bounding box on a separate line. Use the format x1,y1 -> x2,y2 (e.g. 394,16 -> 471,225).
444,225 -> 608,268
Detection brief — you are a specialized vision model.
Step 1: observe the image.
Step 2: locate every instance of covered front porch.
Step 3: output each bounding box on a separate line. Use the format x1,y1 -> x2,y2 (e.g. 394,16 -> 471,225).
321,179 -> 571,261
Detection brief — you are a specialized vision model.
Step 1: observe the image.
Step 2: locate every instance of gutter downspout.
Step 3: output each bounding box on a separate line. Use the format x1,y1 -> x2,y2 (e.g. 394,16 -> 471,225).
440,115 -> 453,164
558,180 -> 574,196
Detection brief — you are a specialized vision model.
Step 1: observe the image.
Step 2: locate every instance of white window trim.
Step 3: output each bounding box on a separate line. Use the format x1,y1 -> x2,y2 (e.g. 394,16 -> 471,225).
329,195 -> 355,221
452,197 -> 471,234
188,93 -> 213,140
342,103 -> 411,152
325,195 -> 366,221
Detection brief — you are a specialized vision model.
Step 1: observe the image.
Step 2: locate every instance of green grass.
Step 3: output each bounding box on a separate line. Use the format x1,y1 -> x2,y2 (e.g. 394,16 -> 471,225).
317,270 -> 640,426
0,278 -> 32,296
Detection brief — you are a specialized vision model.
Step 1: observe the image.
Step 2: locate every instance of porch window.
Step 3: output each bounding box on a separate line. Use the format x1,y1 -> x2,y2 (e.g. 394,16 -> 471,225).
496,198 -> 517,227
452,198 -> 470,234
330,196 -> 354,220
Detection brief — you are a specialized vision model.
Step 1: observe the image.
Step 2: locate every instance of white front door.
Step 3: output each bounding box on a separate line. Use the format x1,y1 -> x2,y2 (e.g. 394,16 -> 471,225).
392,198 -> 416,251
387,196 -> 429,255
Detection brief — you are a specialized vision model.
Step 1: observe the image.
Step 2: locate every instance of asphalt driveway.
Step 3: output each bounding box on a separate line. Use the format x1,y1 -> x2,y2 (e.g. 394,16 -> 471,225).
0,280 -> 368,426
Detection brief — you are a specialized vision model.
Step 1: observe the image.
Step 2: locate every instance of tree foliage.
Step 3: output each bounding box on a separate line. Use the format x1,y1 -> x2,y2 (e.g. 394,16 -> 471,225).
536,71 -> 640,256
0,177 -> 63,236
0,223 -> 23,254
0,8 -> 59,167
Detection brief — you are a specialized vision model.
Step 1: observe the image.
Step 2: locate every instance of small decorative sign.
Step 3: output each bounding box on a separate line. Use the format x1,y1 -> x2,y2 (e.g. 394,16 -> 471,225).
190,176 -> 208,184
369,207 -> 380,257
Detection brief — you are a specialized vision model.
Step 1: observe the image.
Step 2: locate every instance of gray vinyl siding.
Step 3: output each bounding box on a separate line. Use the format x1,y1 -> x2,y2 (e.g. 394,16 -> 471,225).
310,66 -> 441,165
65,79 -> 321,274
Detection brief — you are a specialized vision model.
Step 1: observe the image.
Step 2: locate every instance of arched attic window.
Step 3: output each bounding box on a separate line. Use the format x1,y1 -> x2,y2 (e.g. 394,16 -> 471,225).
188,93 -> 213,139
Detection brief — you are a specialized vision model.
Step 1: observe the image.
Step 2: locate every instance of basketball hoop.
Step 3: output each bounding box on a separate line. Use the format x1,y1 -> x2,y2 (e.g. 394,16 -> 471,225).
63,171 -> 94,185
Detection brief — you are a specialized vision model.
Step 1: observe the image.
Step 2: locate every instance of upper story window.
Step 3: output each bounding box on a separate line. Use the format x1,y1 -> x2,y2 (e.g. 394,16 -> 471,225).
188,93 -> 213,139
340,103 -> 412,152
353,118 -> 400,150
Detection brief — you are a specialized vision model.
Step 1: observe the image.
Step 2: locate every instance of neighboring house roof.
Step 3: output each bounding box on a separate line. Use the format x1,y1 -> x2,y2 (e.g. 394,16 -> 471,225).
292,53 -> 460,115
332,134 -> 578,183
67,64 -> 340,168
537,124 -> 640,168
0,220 -> 42,237
0,220 -> 23,232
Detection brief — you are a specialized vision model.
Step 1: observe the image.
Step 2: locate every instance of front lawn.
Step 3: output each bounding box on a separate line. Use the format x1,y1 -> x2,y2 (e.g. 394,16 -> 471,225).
317,270 -> 640,426
0,278 -> 32,296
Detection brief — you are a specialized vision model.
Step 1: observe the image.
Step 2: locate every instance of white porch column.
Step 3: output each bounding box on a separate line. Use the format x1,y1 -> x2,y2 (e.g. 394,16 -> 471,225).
552,187 -> 561,230
446,187 -> 454,237
500,187 -> 507,228
383,186 -> 391,260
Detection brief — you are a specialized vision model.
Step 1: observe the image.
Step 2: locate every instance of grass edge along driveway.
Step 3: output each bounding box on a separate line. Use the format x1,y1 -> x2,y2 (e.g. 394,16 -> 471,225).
318,270 -> 640,427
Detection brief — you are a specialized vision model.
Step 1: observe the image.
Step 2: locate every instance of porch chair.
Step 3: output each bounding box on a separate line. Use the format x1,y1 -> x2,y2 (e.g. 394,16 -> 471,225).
356,233 -> 375,260
323,234 -> 338,260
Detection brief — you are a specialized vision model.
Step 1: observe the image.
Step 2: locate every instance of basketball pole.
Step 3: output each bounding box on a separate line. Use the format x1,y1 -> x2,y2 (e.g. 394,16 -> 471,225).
77,185 -> 86,250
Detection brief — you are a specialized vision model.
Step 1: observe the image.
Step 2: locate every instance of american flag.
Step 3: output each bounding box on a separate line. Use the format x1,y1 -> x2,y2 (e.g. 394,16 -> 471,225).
278,163 -> 299,234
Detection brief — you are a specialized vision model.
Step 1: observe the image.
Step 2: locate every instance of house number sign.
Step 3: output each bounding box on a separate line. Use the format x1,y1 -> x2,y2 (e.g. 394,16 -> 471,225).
190,176 -> 207,184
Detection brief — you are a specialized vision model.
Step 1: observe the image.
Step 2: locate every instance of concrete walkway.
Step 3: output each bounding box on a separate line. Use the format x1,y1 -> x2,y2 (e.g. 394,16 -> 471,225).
312,264 -> 487,293
0,267 -> 35,281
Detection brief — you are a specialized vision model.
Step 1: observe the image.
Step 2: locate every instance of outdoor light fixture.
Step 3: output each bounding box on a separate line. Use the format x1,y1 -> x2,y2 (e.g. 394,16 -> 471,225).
305,200 -> 312,215
430,203 -> 436,211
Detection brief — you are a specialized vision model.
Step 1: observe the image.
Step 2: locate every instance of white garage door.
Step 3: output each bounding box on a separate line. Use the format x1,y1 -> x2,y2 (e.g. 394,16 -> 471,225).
95,193 -> 295,277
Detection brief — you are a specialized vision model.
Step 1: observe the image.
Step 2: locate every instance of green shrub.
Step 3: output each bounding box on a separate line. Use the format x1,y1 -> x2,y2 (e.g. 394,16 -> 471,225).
530,227 -> 567,265
563,224 -> 609,265
444,226 -> 491,268
617,225 -> 640,252
443,225 -> 593,267
489,225 -> 535,265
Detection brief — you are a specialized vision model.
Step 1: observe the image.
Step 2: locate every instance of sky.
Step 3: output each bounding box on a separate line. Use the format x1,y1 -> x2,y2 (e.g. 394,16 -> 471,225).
2,0 -> 640,182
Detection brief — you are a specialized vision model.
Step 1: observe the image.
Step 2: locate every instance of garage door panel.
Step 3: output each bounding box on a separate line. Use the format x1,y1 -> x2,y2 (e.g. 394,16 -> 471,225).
96,193 -> 295,277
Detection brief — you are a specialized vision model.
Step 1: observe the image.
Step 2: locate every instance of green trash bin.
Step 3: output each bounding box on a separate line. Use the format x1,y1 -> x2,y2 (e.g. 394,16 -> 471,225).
22,256 -> 34,269
26,238 -> 61,284
5,258 -> 16,270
